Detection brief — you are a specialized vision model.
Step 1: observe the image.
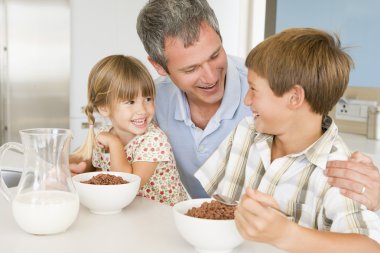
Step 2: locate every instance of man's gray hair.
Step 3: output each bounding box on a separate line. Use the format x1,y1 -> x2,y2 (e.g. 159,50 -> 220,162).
136,0 -> 222,73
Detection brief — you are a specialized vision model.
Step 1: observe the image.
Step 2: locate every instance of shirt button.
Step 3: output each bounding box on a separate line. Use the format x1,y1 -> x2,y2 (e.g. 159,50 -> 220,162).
198,145 -> 205,152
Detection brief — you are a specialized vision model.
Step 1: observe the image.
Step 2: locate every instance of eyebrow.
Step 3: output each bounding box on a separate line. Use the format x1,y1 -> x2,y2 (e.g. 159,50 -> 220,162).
178,46 -> 222,72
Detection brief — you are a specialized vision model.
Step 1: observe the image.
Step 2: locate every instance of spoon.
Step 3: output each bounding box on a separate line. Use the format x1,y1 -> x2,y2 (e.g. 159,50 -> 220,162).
212,194 -> 293,219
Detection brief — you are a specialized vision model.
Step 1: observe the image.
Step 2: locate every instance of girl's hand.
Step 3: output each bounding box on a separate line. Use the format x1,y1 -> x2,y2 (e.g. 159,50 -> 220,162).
96,132 -> 117,150
234,188 -> 294,247
70,161 -> 88,176
326,151 -> 380,211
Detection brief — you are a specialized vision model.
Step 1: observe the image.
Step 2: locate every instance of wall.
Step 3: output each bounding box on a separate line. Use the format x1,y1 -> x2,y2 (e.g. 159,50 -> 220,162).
276,0 -> 380,134
69,0 -> 260,149
330,87 -> 380,135
276,0 -> 380,88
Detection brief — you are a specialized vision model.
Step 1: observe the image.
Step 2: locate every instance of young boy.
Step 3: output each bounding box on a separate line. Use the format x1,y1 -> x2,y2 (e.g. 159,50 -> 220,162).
195,28 -> 380,252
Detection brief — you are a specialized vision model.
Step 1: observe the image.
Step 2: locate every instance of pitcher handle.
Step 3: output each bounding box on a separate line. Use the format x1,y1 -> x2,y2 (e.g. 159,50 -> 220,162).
0,142 -> 24,201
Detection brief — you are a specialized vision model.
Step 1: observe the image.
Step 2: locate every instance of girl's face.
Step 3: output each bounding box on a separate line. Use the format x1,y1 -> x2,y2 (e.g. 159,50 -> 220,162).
244,70 -> 291,135
106,91 -> 155,138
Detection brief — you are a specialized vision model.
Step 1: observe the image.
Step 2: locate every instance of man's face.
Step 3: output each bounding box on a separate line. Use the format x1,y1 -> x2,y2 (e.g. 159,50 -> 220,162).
156,23 -> 227,107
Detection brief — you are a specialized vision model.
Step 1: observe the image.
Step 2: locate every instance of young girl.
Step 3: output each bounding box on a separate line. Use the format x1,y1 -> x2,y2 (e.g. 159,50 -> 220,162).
71,55 -> 188,206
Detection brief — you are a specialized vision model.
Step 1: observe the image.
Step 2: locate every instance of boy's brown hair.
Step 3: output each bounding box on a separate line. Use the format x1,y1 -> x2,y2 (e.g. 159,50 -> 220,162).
245,28 -> 353,115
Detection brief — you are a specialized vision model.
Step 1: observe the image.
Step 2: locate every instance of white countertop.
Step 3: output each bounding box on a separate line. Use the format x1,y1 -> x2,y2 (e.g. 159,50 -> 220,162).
340,132 -> 380,166
0,193 -> 286,253
1,133 -> 379,253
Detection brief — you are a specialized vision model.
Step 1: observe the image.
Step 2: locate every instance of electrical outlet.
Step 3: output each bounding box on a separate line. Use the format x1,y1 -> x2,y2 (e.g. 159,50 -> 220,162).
335,99 -> 378,122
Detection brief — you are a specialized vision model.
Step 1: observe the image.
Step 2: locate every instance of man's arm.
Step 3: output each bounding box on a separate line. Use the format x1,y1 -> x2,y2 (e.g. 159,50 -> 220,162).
326,151 -> 380,211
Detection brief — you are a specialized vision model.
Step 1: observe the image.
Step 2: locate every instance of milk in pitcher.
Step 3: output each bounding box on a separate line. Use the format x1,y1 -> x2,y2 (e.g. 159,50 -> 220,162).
12,191 -> 79,235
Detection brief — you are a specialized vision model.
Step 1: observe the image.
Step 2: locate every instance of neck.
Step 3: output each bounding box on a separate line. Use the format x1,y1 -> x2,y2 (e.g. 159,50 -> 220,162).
271,114 -> 324,161
188,98 -> 221,130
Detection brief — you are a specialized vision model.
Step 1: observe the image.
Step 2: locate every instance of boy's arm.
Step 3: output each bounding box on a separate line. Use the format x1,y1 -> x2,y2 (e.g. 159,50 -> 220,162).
235,188 -> 380,253
279,225 -> 380,253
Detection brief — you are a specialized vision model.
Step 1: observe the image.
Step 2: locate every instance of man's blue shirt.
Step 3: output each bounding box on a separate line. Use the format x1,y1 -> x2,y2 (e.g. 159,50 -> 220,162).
154,55 -> 251,198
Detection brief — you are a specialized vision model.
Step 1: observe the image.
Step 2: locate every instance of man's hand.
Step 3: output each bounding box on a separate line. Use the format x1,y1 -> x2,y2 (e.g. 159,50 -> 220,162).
326,151 -> 380,211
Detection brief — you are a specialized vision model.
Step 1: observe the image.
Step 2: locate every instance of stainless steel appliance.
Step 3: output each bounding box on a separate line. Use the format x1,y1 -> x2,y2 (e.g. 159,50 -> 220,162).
0,0 -> 70,144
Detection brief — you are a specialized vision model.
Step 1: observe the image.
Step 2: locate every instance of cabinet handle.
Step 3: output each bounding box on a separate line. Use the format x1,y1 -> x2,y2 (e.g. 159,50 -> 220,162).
81,122 -> 102,129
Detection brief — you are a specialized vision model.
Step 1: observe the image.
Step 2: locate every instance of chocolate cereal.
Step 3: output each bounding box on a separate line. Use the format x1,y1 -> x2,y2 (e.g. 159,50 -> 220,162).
81,174 -> 129,185
185,200 -> 236,220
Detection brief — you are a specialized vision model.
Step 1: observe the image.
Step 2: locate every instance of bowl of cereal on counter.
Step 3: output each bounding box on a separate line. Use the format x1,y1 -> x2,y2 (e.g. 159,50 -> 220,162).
72,171 -> 141,215
173,198 -> 244,253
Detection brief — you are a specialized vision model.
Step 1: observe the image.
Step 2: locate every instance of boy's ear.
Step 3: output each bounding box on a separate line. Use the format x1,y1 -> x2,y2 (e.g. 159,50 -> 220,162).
97,105 -> 110,117
148,56 -> 168,76
288,84 -> 305,108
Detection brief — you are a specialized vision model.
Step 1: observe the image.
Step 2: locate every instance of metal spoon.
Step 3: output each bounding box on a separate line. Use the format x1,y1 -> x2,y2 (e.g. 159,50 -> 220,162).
212,194 -> 293,219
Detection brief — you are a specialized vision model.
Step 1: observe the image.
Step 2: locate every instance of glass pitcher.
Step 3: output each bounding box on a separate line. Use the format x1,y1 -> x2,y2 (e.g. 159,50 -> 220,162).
0,128 -> 79,235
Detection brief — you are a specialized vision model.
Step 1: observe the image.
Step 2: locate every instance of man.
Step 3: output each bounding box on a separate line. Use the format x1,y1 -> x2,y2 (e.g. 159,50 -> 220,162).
72,0 -> 380,209
136,0 -> 250,198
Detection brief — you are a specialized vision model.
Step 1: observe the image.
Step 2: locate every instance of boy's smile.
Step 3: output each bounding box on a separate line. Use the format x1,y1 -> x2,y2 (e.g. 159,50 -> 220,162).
244,70 -> 291,135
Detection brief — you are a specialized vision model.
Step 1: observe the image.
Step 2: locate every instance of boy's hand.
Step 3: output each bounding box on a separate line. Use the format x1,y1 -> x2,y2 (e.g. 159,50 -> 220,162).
326,151 -> 380,211
234,188 -> 294,247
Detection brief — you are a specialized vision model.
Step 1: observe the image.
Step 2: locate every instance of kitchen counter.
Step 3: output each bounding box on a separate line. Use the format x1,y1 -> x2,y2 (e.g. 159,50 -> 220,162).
0,193 -> 286,253
1,133 -> 379,253
340,132 -> 380,166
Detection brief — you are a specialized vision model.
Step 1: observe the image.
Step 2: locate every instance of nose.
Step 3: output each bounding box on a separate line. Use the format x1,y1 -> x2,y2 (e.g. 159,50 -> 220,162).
200,62 -> 218,84
135,101 -> 147,115
244,91 -> 253,107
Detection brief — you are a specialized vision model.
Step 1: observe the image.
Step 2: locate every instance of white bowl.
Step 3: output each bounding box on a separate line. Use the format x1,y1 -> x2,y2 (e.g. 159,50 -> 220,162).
173,198 -> 244,253
72,171 -> 141,215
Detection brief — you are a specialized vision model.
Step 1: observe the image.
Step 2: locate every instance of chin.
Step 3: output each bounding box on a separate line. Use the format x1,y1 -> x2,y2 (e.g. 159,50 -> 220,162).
207,90 -> 224,105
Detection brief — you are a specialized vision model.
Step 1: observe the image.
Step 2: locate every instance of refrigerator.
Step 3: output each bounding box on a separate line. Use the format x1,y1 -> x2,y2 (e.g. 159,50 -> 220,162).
0,0 -> 70,144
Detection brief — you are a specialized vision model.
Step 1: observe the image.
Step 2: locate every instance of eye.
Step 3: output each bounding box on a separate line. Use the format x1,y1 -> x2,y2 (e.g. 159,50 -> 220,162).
124,100 -> 134,105
184,67 -> 197,74
210,52 -> 219,60
145,97 -> 153,102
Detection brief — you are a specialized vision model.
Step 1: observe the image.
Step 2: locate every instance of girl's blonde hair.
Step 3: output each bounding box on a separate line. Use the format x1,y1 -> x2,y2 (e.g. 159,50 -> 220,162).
71,55 -> 155,161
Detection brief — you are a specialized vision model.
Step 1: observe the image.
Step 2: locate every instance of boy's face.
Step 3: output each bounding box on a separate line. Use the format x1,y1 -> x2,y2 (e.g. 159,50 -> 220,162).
244,70 -> 292,134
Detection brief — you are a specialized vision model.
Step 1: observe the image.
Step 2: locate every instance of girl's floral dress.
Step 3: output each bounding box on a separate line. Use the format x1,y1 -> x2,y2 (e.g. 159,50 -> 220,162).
92,123 -> 188,206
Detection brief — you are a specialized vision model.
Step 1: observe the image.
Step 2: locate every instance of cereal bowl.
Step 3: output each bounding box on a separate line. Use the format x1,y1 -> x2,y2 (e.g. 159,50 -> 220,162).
72,171 -> 141,215
173,198 -> 244,253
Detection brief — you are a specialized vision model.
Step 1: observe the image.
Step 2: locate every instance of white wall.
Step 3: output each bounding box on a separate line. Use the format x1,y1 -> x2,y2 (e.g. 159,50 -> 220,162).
70,0 -> 151,149
69,0 -> 265,149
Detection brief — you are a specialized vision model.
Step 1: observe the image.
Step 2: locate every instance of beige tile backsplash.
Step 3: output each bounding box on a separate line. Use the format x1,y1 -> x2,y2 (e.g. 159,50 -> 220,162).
329,87 -> 380,135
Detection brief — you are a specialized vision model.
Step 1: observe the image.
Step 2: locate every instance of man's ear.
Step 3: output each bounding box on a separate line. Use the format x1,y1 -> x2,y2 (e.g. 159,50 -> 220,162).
288,84 -> 305,108
148,56 -> 168,76
97,105 -> 110,117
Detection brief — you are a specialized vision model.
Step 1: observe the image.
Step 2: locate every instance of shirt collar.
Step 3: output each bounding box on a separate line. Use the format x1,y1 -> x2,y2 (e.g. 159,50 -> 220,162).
174,56 -> 243,125
253,115 -> 338,169
303,116 -> 338,169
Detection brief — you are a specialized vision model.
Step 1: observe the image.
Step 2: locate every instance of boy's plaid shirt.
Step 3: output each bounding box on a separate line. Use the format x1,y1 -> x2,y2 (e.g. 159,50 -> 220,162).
195,116 -> 380,242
